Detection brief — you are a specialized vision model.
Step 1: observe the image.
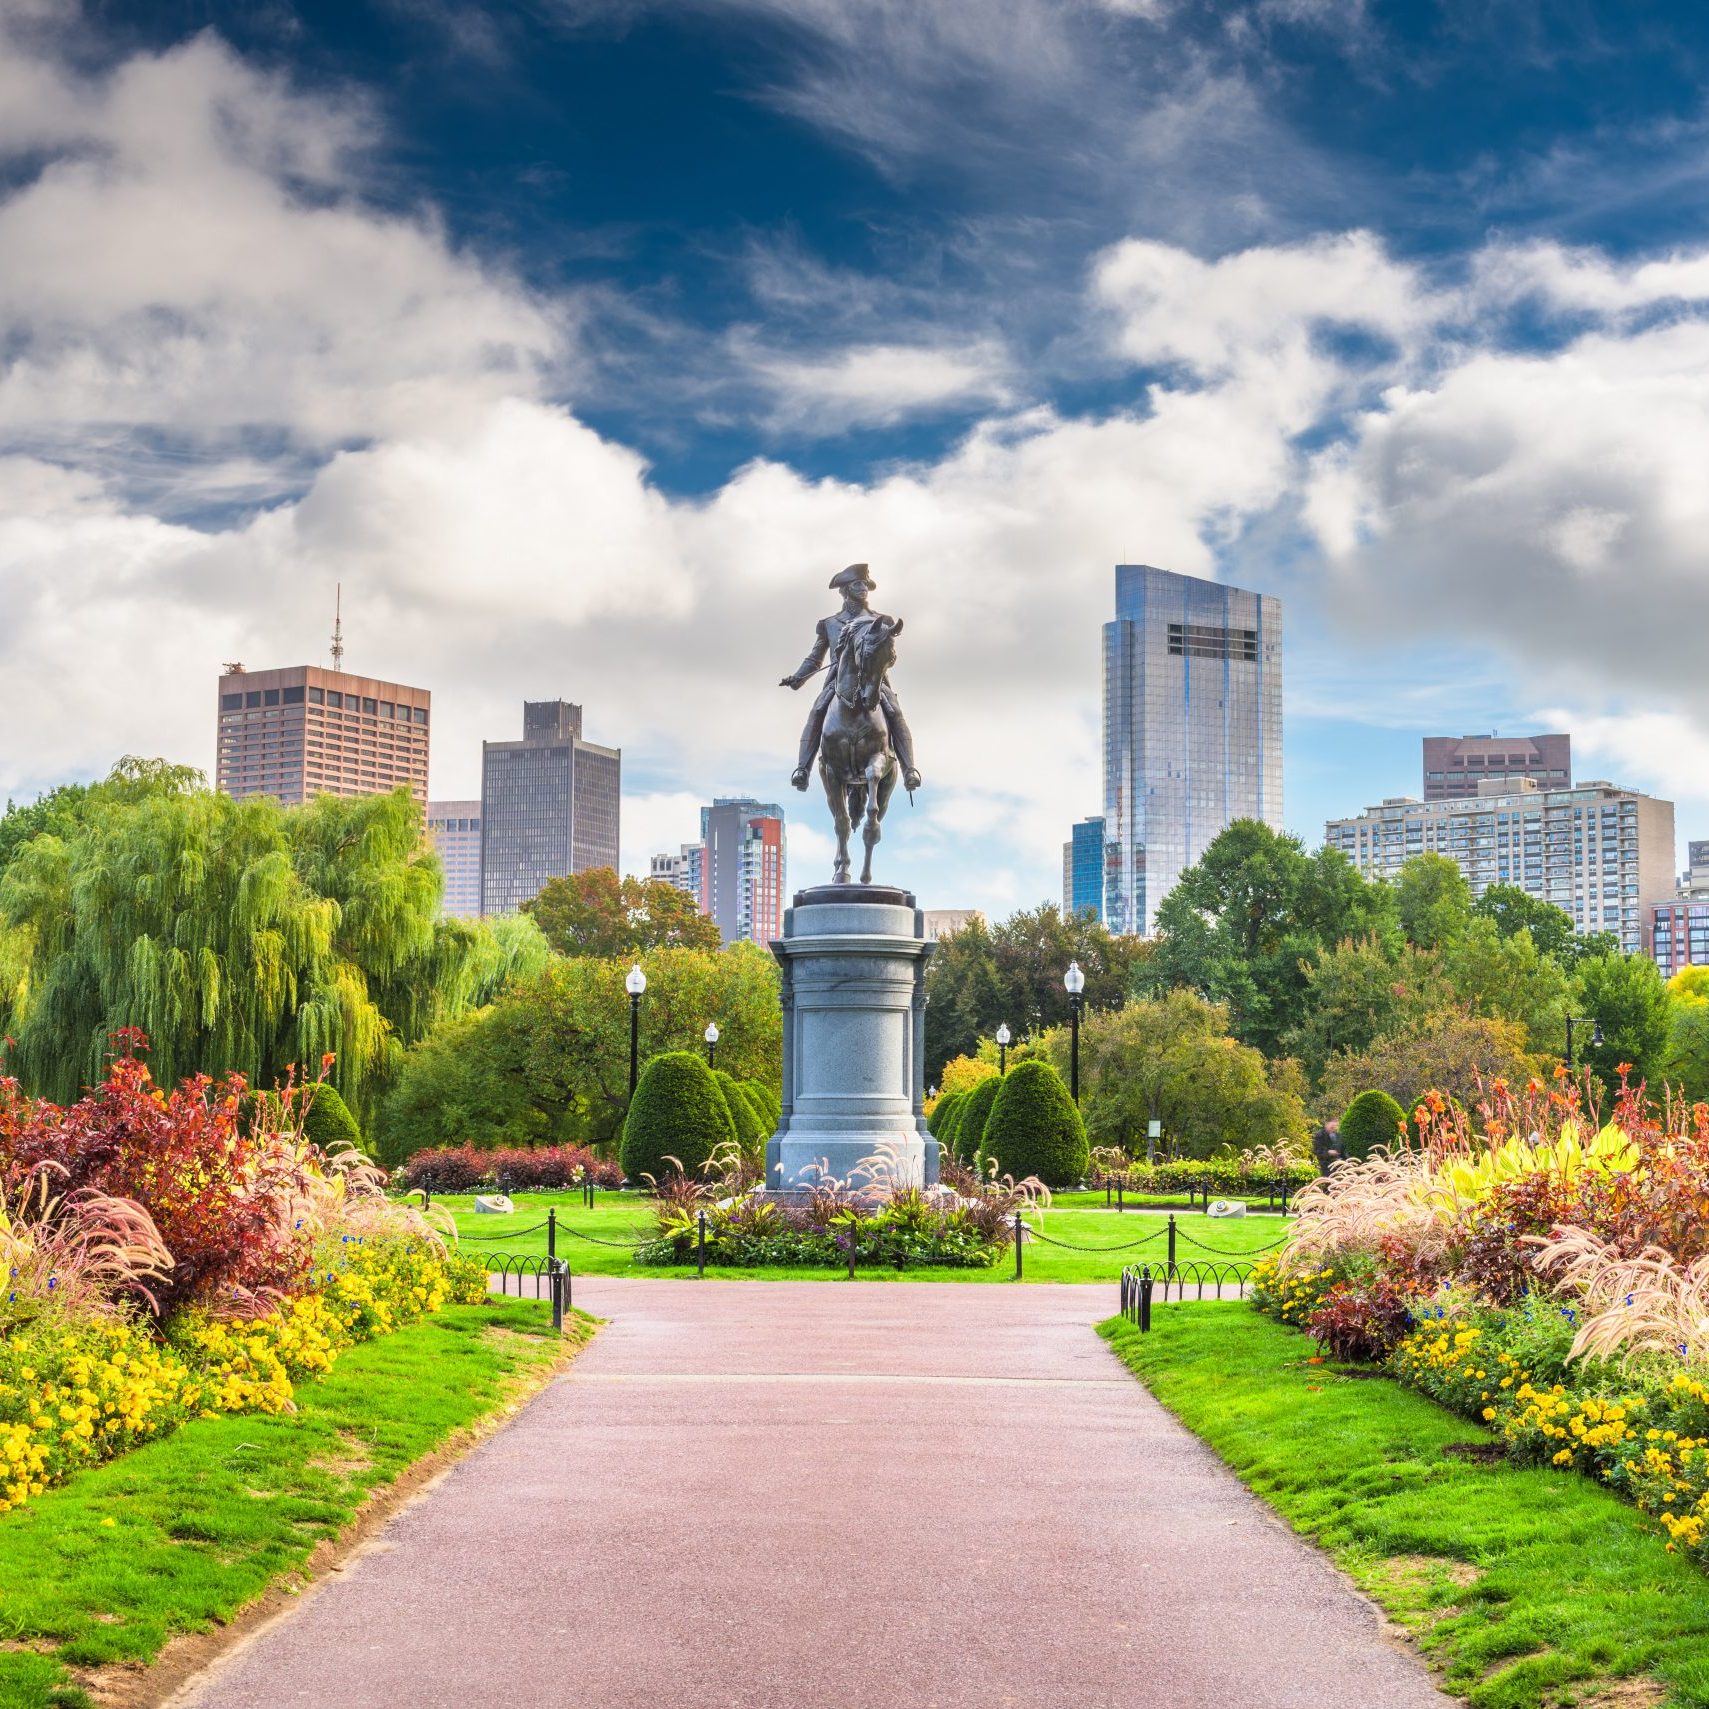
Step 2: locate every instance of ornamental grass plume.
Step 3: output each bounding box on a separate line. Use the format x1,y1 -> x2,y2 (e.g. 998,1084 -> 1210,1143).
1528,1226 -> 1709,1366
0,1173 -> 174,1327
1283,1150 -> 1449,1274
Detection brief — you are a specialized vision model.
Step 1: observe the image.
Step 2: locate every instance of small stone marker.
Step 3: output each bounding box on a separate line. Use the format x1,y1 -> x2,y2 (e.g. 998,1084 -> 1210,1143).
473,1193 -> 514,1215
1206,1198 -> 1246,1219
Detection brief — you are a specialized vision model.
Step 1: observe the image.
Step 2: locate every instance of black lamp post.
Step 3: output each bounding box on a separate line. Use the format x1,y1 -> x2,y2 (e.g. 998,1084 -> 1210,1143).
1566,1014 -> 1603,1071
704,1021 -> 719,1069
1064,959 -> 1085,1105
626,963 -> 647,1096
996,1021 -> 1012,1075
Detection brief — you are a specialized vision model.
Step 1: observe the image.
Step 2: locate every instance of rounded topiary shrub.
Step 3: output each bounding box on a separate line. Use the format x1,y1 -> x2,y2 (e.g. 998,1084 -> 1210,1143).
952,1074 -> 1001,1164
979,1061 -> 1088,1188
301,1083 -> 362,1155
743,1080 -> 781,1129
927,1089 -> 964,1141
714,1069 -> 767,1152
1340,1089 -> 1407,1161
621,1051 -> 737,1185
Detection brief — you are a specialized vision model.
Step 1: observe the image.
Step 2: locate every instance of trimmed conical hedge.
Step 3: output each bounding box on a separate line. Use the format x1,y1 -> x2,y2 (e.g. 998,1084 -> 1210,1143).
714,1068 -> 767,1152
927,1089 -> 965,1141
743,1079 -> 781,1129
621,1051 -> 737,1185
952,1074 -> 1002,1165
302,1082 -> 362,1155
1340,1089 -> 1406,1161
979,1060 -> 1087,1187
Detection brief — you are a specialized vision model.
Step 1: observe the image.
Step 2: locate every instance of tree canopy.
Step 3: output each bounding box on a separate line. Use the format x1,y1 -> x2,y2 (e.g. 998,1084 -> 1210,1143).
0,767 -> 539,1110
522,866 -> 720,957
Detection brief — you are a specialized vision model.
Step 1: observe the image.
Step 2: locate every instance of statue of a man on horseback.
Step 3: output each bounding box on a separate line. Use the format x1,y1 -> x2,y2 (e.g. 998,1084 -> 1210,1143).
780,563 -> 920,885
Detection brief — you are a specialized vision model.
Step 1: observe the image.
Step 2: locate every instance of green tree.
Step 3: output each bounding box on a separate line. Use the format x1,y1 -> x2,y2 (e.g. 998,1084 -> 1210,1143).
1147,821 -> 1395,1056
0,772 -> 514,1111
1040,991 -> 1307,1161
714,1068 -> 767,1154
1471,884 -> 1613,969
620,1050 -> 736,1183
522,867 -> 720,957
923,907 -> 1142,1087
1339,1089 -> 1406,1161
980,1060 -> 1088,1187
1440,918 -> 1571,1052
1285,937 -> 1449,1087
512,943 -> 781,1145
1392,853 -> 1473,951
374,1005 -> 552,1164
1573,953 -> 1673,1085
1319,1011 -> 1538,1118
1664,1002 -> 1709,1102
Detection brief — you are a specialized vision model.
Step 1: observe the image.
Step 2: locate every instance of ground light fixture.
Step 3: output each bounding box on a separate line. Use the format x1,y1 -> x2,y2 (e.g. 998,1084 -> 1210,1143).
996,1021 -> 1012,1075
626,963 -> 647,1096
704,1021 -> 719,1069
1064,960 -> 1085,1105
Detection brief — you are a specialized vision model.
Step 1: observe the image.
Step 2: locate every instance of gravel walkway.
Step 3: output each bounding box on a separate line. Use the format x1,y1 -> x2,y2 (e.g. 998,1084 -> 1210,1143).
176,1279 -> 1450,1709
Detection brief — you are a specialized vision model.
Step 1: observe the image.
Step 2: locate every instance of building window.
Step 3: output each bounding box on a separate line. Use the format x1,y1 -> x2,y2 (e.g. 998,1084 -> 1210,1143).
221,693 -> 241,710
283,686 -> 304,705
245,691 -> 261,708
308,687 -> 324,704
263,689 -> 280,706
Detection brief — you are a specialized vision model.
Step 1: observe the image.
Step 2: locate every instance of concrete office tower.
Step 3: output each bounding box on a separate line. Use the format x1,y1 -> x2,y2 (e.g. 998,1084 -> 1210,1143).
1102,565 -> 1283,937
700,798 -> 786,945
480,701 -> 620,916
216,664 -> 430,808
1062,816 -> 1106,923
1326,777 -> 1675,955
1423,734 -> 1571,800
427,800 -> 482,918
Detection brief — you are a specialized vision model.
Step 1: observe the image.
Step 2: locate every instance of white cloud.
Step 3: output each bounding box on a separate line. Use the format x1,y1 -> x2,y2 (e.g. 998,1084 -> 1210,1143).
743,339 -> 1015,432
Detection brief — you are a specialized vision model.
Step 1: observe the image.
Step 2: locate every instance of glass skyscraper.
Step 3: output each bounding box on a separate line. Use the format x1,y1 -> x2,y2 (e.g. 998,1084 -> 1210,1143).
1062,815 -> 1105,923
1102,564 -> 1282,936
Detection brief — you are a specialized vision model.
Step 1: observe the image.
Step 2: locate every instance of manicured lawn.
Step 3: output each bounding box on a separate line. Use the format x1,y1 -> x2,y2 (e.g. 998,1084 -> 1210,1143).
441,1190 -> 1289,1283
0,1298 -> 589,1709
1101,1303 -> 1709,1709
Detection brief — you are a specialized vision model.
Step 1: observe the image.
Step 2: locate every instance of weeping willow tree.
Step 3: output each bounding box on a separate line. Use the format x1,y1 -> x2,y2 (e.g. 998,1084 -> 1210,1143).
0,762 -> 545,1113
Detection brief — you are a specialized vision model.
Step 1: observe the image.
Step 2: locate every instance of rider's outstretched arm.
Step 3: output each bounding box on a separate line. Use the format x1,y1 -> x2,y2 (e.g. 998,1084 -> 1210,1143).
781,623 -> 830,689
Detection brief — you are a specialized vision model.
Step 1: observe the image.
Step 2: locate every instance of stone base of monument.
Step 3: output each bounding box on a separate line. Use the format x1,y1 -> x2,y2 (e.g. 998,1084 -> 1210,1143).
765,883 -> 938,1192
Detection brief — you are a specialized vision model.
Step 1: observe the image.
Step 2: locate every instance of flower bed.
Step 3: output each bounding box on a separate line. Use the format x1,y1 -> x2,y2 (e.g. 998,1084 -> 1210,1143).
1,1047 -> 491,1517
1253,1072 -> 1709,1570
634,1150 -> 1038,1270
394,1141 -> 625,1193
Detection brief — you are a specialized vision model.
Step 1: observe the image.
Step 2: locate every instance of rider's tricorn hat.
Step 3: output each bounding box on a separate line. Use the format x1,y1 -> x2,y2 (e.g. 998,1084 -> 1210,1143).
828,562 -> 874,591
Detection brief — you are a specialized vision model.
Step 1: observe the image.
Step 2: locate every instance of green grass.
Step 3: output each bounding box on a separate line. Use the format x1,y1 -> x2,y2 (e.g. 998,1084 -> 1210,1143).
443,1190 -> 1289,1283
1101,1303 -> 1709,1709
0,1298 -> 588,1709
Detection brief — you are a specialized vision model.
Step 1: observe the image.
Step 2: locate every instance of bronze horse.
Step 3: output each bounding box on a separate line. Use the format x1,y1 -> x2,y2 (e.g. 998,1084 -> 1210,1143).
819,614 -> 904,884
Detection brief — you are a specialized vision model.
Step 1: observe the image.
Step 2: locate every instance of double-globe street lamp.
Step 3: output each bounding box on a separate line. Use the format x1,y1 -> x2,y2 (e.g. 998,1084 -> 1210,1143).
1064,959 -> 1085,1105
1566,1014 -> 1603,1071
995,1021 -> 1012,1075
625,963 -> 647,1097
704,1021 -> 720,1069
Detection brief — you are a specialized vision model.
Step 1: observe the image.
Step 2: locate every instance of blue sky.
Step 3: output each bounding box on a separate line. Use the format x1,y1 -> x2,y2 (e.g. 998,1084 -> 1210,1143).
4,0 -> 1709,913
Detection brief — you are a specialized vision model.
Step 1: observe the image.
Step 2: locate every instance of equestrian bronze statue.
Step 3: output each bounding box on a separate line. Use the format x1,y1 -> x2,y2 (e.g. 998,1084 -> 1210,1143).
780,563 -> 920,885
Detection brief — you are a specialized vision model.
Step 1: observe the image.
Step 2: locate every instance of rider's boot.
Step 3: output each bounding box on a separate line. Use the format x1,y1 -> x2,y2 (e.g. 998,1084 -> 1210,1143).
790,765 -> 810,791
887,707 -> 922,793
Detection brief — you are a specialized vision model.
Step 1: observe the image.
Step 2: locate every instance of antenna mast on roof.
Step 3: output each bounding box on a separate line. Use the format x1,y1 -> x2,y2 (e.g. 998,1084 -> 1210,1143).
330,584 -> 345,673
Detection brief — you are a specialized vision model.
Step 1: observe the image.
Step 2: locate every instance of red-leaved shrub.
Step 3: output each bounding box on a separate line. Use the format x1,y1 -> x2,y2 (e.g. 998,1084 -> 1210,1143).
394,1143 -> 623,1192
1306,1272 -> 1423,1363
0,1043 -> 313,1317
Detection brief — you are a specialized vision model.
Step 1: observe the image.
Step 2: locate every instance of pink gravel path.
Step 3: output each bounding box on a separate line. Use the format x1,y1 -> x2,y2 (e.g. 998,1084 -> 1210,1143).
175,1279 -> 1449,1709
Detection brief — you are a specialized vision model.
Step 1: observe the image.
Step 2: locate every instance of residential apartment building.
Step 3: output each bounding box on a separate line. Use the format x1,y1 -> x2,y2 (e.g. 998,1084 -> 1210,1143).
1648,839 -> 1709,978
216,664 -> 430,807
1423,733 -> 1571,800
923,909 -> 982,940
649,843 -> 703,900
479,701 -> 620,916
427,799 -> 482,918
699,798 -> 786,945
1325,777 -> 1675,954
1062,815 -> 1106,923
1102,564 -> 1282,936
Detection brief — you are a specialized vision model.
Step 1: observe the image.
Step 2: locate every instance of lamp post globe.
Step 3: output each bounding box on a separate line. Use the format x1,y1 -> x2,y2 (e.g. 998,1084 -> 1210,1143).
704,1021 -> 719,1069
626,964 -> 647,1097
1064,960 -> 1085,1106
995,1021 -> 1012,1076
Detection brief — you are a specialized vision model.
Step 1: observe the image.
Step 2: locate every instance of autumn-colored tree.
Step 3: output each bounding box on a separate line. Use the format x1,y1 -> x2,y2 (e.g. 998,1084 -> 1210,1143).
522,867 -> 720,958
1318,1010 -> 1540,1119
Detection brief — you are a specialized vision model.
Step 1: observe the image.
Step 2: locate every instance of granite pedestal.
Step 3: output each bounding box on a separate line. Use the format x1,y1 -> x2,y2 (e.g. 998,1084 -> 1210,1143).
766,884 -> 938,1190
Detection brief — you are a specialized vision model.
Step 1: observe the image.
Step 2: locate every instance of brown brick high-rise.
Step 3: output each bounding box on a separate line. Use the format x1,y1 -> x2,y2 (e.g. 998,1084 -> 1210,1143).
216,665 -> 430,807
